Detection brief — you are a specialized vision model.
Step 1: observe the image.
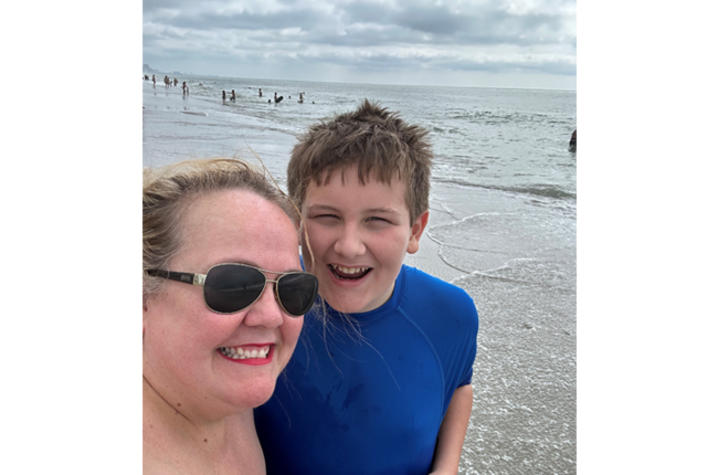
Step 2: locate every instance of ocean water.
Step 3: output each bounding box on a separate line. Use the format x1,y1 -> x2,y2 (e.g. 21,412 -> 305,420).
143,74 -> 577,474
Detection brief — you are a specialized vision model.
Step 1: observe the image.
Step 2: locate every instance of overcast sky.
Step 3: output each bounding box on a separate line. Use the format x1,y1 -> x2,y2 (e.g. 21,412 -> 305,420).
143,0 -> 575,90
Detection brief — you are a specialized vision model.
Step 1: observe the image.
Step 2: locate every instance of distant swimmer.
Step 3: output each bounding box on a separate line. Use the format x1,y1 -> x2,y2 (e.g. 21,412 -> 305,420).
144,74 -> 149,81
152,74 -> 156,87
164,75 -> 170,88
222,90 -> 226,103
569,129 -> 576,153
173,77 -> 178,87
258,88 -> 263,97
231,89 -> 236,102
274,92 -> 283,104
298,92 -> 304,104
182,81 -> 189,96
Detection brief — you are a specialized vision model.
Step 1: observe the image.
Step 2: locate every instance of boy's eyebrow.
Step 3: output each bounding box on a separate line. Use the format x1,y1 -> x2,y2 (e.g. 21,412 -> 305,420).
307,204 -> 401,215
366,207 -> 401,215
306,204 -> 339,213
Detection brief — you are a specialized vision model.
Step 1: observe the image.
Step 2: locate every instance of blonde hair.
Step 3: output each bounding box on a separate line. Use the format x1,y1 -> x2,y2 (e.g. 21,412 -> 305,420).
143,158 -> 299,297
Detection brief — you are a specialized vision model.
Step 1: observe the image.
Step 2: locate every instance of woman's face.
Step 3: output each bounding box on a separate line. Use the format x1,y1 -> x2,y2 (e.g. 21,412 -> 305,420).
143,189 -> 304,419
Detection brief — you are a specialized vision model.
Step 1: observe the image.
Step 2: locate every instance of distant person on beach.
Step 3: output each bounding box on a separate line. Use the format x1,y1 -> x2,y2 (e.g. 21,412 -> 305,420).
143,158 -> 318,475
144,74 -> 149,81
255,100 -> 479,475
173,77 -> 178,87
164,75 -> 170,88
222,90 -> 226,103
298,92 -> 304,104
258,88 -> 263,98
569,129 -> 577,153
152,74 -> 156,87
182,81 -> 189,96
231,89 -> 236,102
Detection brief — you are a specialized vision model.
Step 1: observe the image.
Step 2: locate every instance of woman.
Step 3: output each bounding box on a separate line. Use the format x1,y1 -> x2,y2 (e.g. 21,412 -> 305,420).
143,158 -> 318,474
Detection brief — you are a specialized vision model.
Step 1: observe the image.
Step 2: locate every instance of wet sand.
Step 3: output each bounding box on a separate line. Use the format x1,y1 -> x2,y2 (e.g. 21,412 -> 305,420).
407,182 -> 576,474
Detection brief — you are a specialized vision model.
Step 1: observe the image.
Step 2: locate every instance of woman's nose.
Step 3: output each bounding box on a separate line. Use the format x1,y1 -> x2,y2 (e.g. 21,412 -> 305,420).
242,282 -> 284,328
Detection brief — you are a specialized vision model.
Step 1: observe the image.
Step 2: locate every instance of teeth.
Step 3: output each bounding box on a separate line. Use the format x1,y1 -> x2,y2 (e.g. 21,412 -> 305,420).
332,265 -> 369,275
218,346 -> 271,360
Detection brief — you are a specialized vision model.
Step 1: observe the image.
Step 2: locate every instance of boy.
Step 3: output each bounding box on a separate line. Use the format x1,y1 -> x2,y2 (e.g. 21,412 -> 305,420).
255,100 -> 479,474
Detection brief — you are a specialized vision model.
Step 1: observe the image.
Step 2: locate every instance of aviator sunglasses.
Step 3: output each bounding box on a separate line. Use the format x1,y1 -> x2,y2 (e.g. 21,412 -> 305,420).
147,263 -> 318,316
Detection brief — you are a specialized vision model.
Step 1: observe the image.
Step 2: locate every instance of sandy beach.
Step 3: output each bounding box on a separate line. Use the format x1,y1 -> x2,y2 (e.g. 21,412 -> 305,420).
406,180 -> 576,474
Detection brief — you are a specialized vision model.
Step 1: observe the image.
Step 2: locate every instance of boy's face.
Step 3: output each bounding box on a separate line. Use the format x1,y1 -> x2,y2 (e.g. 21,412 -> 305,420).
301,165 -> 428,313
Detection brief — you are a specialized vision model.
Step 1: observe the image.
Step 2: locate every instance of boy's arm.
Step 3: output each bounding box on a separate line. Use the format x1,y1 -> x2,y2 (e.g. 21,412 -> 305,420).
430,384 -> 473,474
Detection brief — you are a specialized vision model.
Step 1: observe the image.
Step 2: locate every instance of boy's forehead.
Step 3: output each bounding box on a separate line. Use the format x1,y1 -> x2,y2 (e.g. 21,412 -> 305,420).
306,166 -> 413,215
317,165 -> 407,188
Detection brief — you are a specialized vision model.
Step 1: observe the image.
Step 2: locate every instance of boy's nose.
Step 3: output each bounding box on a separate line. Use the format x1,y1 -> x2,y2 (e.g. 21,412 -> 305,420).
333,225 -> 366,258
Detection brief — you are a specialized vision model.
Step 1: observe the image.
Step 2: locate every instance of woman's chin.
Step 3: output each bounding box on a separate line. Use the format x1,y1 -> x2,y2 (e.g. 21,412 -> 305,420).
232,381 -> 277,409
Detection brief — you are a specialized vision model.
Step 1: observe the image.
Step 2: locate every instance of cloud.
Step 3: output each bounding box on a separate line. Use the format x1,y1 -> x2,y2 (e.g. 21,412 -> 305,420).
143,0 -> 575,88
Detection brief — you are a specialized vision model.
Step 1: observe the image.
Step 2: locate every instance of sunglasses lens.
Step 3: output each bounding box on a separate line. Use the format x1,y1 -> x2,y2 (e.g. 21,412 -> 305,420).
203,264 -> 266,313
277,273 -> 319,316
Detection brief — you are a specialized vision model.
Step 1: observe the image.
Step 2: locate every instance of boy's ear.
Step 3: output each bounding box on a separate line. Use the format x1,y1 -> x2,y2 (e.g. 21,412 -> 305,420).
407,210 -> 429,254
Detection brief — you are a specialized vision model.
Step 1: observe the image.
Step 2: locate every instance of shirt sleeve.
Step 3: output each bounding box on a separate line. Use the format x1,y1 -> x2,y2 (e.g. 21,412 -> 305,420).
457,292 -> 479,387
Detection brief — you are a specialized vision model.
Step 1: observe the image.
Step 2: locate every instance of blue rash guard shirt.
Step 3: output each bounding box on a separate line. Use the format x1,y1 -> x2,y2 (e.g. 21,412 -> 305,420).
254,265 -> 479,475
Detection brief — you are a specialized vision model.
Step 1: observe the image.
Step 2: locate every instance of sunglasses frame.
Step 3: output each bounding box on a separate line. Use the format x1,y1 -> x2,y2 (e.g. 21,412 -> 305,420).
146,263 -> 317,317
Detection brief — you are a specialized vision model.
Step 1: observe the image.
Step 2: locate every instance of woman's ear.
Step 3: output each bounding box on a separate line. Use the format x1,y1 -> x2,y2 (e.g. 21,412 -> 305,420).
407,210 -> 429,254
143,294 -> 149,334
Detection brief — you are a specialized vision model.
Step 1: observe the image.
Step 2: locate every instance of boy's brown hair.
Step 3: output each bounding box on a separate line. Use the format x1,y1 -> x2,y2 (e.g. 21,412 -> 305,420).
287,99 -> 433,223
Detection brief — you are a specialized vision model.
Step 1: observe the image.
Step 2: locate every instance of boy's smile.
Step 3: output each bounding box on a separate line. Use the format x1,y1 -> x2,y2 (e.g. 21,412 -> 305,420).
302,165 -> 428,313
329,264 -> 371,279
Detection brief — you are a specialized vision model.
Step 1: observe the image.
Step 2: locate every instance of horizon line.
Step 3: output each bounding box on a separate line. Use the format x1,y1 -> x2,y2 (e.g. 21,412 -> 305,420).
142,65 -> 576,93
